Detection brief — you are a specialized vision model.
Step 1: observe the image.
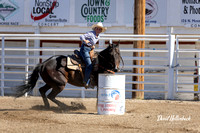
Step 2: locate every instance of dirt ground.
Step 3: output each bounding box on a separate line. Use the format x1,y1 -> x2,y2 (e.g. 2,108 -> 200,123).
0,97 -> 200,133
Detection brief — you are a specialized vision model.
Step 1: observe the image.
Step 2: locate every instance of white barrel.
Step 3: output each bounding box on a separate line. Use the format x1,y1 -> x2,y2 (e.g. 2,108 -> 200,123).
98,74 -> 126,115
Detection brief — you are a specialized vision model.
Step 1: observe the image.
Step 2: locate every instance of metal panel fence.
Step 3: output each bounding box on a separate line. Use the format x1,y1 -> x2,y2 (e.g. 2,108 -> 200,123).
1,34 -> 197,100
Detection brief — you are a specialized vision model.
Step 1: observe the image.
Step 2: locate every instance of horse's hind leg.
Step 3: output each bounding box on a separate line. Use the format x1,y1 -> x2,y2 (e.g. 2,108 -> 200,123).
47,85 -> 67,108
39,84 -> 51,108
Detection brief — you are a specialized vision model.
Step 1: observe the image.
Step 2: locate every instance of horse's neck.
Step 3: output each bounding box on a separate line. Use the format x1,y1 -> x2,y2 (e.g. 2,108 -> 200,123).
98,51 -> 108,64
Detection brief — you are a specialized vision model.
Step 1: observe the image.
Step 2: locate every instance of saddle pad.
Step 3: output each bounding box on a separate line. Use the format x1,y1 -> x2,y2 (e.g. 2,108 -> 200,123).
66,57 -> 80,70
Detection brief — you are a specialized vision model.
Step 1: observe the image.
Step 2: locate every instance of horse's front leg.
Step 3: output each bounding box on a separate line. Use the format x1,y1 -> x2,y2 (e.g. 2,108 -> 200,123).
47,85 -> 68,109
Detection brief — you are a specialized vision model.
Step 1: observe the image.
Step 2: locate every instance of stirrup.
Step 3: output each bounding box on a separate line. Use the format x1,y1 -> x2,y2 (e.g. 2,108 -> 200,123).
84,79 -> 90,89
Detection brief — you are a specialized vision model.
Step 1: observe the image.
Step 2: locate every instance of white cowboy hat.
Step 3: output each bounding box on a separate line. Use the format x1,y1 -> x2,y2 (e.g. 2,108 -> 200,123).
92,22 -> 107,32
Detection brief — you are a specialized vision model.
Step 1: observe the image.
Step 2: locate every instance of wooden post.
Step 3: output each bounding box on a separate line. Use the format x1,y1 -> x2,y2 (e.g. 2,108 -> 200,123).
132,0 -> 145,99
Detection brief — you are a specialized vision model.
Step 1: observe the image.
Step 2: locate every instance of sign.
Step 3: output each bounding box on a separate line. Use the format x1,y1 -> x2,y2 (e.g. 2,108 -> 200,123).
75,0 -> 116,26
124,0 -> 167,27
30,0 -> 70,26
145,0 -> 166,26
124,0 -> 134,25
0,0 -> 24,25
146,0 -> 158,21
98,89 -> 125,101
181,0 -> 200,28
97,102 -> 125,115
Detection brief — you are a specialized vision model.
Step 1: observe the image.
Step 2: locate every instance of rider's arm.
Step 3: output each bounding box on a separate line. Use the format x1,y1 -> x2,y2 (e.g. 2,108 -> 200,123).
80,31 -> 97,47
80,32 -> 91,45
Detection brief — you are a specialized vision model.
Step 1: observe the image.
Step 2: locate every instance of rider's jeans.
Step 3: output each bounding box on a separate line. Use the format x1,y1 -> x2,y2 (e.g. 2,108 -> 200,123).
80,44 -> 93,83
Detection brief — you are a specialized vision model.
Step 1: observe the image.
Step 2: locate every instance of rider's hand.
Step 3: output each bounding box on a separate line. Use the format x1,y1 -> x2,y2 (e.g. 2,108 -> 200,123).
84,40 -> 90,44
91,45 -> 95,49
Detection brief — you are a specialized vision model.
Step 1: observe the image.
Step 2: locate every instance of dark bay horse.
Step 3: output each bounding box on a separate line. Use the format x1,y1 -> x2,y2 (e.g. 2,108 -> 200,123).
15,42 -> 123,108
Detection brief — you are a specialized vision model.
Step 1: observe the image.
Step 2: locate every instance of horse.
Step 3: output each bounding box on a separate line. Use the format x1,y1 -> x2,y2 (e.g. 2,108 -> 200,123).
15,42 -> 123,109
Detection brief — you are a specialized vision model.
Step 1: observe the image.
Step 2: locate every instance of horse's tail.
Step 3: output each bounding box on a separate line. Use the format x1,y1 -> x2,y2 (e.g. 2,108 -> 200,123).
15,63 -> 42,98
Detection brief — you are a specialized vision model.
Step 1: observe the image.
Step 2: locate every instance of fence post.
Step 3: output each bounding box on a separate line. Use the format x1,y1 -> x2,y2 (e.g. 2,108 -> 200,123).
34,26 -> 40,64
167,35 -> 175,99
175,36 -> 179,94
34,27 -> 40,96
25,39 -> 29,97
81,87 -> 85,98
109,39 -> 112,44
1,36 -> 5,96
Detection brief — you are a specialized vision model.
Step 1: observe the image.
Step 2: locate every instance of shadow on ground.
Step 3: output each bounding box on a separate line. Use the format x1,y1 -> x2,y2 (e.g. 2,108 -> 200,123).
31,101 -> 87,113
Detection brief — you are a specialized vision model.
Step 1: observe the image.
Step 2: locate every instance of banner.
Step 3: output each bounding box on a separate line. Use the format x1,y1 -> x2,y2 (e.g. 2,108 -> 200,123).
181,0 -> 200,28
123,0 -> 134,25
30,0 -> 70,26
0,0 -> 24,25
124,0 -> 167,27
75,0 -> 116,26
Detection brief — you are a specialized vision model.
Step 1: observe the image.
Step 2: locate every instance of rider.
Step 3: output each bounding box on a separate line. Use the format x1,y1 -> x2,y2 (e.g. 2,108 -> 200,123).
80,22 -> 106,88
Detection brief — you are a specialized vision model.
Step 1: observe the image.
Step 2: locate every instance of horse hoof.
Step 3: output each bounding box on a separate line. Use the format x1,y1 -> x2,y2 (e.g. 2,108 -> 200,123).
44,105 -> 50,109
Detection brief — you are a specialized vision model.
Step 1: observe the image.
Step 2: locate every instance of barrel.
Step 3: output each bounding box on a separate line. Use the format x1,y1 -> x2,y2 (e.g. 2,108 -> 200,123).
98,74 -> 126,115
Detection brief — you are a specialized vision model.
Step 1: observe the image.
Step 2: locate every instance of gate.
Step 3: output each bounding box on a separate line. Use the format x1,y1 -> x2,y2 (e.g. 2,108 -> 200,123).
175,35 -> 200,100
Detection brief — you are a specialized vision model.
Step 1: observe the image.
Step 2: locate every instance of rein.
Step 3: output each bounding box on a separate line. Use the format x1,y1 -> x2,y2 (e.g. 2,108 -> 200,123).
97,64 -> 115,74
120,55 -> 124,71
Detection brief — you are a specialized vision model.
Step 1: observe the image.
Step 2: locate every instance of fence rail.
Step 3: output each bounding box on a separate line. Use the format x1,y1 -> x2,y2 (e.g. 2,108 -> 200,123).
1,34 -> 199,100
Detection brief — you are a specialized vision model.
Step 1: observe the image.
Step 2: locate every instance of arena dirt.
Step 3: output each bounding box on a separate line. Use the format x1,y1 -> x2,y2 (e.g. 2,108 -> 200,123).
0,97 -> 200,133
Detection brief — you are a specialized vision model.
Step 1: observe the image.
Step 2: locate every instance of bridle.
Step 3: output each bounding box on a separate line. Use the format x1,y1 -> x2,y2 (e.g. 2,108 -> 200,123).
97,64 -> 116,74
97,49 -> 124,73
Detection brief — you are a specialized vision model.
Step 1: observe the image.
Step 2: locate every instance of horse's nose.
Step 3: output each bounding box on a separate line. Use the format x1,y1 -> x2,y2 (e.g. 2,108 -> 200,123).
114,67 -> 120,72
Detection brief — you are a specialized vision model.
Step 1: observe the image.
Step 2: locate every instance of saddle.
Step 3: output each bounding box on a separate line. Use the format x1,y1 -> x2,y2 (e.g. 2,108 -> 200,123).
66,49 -> 98,71
66,50 -> 83,70
65,50 -> 98,89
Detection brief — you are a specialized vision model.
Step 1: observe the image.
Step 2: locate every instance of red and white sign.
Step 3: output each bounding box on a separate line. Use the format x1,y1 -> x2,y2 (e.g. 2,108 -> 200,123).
30,0 -> 70,26
98,102 -> 125,115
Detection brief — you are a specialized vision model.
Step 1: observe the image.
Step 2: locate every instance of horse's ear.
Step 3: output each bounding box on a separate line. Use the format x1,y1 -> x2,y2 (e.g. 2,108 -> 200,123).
109,42 -> 112,47
117,40 -> 120,46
